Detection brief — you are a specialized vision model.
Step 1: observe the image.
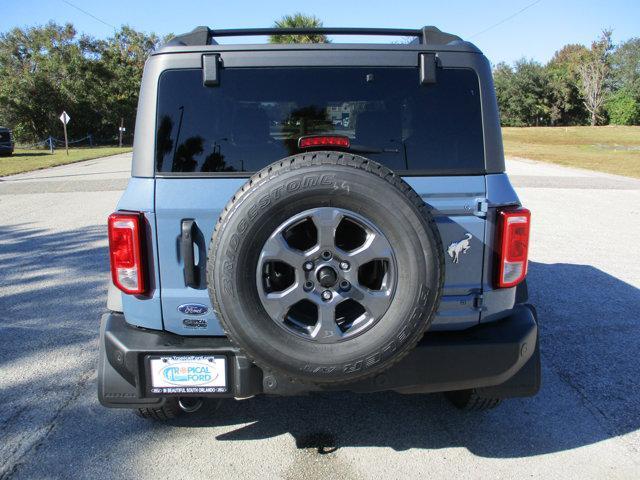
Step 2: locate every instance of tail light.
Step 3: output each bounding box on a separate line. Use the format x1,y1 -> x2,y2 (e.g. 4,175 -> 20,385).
495,207 -> 531,288
298,135 -> 350,149
108,212 -> 146,294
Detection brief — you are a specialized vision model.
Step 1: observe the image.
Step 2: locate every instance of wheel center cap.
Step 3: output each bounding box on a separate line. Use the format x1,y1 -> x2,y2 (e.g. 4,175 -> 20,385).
317,266 -> 338,288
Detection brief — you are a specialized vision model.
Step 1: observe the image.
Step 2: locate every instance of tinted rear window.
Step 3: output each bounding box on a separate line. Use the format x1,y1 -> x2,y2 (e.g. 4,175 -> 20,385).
155,67 -> 484,174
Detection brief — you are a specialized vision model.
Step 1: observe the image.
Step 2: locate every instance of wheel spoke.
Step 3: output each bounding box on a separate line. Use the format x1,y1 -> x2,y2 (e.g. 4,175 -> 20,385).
260,233 -> 307,268
310,208 -> 343,250
311,302 -> 342,342
260,282 -> 306,321
343,284 -> 392,320
344,232 -> 393,267
257,206 -> 397,344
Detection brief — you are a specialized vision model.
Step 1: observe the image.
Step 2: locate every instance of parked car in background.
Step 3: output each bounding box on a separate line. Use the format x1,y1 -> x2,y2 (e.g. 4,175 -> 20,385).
0,127 -> 14,156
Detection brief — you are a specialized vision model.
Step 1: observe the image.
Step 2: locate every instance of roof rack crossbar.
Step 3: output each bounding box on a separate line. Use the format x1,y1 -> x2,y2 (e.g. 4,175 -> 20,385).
167,26 -> 462,47
210,27 -> 422,37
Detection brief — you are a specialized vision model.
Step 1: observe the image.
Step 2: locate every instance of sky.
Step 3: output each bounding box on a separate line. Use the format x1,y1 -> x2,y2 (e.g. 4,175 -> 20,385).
1,0 -> 639,65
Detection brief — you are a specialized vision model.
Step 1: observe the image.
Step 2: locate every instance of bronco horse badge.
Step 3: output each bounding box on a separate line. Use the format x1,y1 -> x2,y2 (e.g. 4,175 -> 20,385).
447,233 -> 472,263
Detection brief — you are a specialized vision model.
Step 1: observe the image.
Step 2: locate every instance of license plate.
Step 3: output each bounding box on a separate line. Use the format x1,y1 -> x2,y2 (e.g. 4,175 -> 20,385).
147,355 -> 227,395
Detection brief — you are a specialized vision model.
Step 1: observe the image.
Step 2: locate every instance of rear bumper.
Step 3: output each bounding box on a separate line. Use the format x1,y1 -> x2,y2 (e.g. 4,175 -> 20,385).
98,305 -> 540,409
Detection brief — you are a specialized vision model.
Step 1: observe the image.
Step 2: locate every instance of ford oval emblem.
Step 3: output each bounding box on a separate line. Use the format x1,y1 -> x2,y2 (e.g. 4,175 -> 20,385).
177,303 -> 209,315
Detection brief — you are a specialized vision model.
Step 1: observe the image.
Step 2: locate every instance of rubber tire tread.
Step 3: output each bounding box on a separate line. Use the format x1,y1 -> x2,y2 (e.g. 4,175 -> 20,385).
207,152 -> 444,385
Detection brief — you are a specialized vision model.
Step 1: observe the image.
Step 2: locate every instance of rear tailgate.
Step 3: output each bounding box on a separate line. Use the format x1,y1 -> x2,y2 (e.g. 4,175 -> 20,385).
154,175 -> 486,335
150,55 -> 491,335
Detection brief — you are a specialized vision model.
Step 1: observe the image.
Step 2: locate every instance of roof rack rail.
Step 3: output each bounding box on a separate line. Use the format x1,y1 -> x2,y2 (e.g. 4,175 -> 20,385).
166,26 -> 462,47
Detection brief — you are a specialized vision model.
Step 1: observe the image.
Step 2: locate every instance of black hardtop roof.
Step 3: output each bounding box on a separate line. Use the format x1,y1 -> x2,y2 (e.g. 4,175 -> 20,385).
158,26 -> 481,54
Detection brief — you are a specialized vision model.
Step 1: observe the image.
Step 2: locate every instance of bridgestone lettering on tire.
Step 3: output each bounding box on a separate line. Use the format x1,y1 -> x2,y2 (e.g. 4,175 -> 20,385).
207,152 -> 444,384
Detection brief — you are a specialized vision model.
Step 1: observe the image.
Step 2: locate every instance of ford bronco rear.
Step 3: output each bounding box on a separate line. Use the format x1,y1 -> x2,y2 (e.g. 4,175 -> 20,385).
98,26 -> 539,419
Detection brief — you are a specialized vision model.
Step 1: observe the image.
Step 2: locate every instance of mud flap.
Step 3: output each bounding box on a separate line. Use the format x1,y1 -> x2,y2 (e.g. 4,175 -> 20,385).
97,314 -> 166,409
475,304 -> 541,398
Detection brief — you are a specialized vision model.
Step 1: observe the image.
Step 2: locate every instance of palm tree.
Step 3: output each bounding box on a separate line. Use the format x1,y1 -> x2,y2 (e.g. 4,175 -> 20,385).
269,13 -> 329,44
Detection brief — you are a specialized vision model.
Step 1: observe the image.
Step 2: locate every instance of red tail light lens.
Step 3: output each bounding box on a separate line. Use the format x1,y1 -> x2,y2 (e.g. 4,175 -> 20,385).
495,207 -> 531,288
108,212 -> 146,294
298,135 -> 350,149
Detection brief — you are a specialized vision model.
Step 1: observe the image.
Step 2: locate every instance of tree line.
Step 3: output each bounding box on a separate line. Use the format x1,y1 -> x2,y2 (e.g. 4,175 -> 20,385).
0,23 -> 167,144
1,21 -> 638,145
494,30 -> 640,126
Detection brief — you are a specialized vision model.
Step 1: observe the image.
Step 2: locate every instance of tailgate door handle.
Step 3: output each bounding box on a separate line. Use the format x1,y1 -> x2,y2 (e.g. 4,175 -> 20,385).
180,219 -> 199,288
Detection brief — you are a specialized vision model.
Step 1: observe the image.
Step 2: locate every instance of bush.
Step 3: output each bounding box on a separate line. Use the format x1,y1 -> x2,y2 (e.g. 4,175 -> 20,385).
606,90 -> 640,125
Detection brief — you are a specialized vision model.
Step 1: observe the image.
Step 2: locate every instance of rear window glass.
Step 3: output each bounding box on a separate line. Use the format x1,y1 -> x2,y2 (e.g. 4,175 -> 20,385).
155,67 -> 484,174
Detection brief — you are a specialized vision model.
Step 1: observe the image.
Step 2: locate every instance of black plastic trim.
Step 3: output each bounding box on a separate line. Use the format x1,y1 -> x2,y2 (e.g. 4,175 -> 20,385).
98,305 -> 539,408
166,26 -> 462,48
167,26 -> 212,47
213,27 -> 423,37
202,53 -> 220,86
419,53 -> 437,84
219,50 -> 420,67
180,219 -> 199,288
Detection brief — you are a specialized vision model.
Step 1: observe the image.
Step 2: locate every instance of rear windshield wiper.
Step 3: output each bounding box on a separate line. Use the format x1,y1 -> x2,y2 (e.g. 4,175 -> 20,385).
347,144 -> 400,154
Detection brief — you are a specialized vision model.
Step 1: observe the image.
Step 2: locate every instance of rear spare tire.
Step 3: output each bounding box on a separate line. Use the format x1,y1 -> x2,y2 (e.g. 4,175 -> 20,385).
207,152 -> 444,384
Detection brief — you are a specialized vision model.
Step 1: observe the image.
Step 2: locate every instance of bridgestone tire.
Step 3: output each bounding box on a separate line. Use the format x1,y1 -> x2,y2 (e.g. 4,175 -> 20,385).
207,152 -> 444,384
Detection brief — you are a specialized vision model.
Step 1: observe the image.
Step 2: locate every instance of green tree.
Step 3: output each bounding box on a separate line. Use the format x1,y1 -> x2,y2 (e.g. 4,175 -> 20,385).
494,59 -> 552,126
610,37 -> 640,96
0,23 -> 103,142
607,37 -> 640,125
0,23 -> 163,143
493,62 -> 519,126
97,26 -> 164,142
606,89 -> 640,125
546,44 -> 589,125
269,14 -> 329,44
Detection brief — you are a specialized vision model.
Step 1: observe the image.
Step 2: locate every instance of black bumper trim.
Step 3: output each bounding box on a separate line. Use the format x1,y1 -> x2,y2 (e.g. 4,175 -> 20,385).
98,305 -> 539,408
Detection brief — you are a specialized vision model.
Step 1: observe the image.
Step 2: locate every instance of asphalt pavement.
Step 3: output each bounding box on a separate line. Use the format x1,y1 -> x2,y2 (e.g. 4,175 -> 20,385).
1,152 -> 639,479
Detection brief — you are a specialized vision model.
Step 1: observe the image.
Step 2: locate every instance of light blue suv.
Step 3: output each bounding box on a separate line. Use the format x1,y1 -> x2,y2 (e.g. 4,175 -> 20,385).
98,26 -> 539,420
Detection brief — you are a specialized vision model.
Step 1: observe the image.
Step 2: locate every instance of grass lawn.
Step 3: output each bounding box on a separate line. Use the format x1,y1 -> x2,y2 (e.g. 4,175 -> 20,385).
0,146 -> 132,177
3,128 -> 639,178
502,126 -> 640,178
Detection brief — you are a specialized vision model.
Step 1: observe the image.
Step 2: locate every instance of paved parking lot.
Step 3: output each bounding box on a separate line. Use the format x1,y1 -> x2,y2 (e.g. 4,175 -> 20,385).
1,153 -> 639,479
